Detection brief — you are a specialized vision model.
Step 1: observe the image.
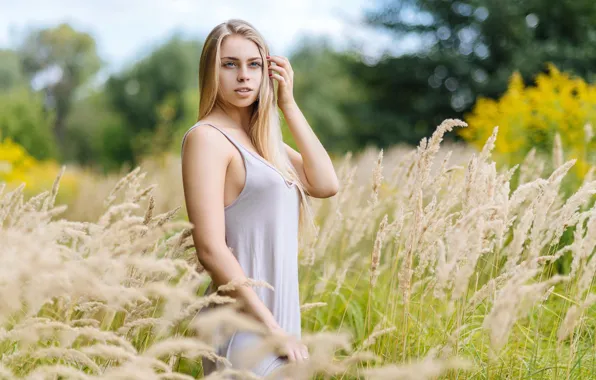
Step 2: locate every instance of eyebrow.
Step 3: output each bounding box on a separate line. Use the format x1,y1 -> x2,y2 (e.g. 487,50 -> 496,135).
221,56 -> 262,61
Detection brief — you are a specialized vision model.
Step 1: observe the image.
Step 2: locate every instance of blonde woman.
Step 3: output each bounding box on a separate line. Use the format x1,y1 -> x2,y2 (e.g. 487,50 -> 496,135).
180,19 -> 339,378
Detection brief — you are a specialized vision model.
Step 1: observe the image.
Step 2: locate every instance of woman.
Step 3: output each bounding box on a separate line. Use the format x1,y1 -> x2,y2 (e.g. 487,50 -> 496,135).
180,19 -> 339,378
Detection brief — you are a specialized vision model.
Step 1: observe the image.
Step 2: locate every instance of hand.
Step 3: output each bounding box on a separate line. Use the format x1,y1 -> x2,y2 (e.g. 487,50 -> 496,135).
268,326 -> 310,364
266,55 -> 296,111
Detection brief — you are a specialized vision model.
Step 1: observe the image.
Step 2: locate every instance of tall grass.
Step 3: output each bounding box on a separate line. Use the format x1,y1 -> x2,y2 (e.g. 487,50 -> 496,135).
0,119 -> 594,379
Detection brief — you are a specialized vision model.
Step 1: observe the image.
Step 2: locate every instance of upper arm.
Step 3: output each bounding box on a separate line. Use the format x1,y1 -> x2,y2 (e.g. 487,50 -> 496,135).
181,127 -> 230,255
283,143 -> 313,195
284,143 -> 339,198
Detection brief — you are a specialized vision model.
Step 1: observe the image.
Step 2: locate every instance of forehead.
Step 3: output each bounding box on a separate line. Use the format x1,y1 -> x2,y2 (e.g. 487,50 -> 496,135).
220,34 -> 260,57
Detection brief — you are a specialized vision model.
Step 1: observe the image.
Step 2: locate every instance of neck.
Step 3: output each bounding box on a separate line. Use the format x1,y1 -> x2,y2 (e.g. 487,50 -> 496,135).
212,102 -> 255,133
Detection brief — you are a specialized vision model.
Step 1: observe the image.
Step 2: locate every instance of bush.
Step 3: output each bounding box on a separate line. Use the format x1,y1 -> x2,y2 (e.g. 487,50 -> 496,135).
460,63 -> 595,187
0,137 -> 78,202
0,87 -> 58,160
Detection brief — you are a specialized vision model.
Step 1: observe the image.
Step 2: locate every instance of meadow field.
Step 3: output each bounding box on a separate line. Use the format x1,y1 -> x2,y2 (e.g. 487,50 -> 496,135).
1,119 -> 595,379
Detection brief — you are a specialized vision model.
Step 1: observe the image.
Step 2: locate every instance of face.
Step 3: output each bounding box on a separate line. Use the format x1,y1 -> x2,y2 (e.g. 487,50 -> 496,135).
218,34 -> 264,107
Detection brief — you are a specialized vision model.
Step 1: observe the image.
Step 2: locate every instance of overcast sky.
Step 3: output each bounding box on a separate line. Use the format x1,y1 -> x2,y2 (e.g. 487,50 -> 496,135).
1,0 -> 417,78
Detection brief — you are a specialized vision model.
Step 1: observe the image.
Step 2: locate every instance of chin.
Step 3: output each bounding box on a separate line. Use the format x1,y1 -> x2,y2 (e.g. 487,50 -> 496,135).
228,97 -> 258,108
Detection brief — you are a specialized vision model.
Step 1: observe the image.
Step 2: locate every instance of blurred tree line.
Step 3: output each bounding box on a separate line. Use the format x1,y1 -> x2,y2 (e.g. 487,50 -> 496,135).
358,0 -> 596,148
1,0 -> 596,172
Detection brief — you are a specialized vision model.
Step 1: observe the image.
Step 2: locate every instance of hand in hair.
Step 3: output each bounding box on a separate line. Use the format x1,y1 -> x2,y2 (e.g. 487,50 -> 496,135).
267,55 -> 296,110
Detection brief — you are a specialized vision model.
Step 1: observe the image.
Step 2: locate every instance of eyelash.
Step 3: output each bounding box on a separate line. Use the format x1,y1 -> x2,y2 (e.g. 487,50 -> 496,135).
223,62 -> 262,68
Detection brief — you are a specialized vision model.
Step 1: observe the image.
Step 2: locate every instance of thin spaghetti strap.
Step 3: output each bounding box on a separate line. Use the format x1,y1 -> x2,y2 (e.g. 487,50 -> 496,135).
180,122 -> 245,159
181,122 -> 296,189
180,123 -> 200,156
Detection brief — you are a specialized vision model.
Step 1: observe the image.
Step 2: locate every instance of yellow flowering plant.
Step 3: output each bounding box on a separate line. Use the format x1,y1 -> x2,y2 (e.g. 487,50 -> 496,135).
460,63 -> 595,182
0,136 -> 78,201
0,137 -> 37,183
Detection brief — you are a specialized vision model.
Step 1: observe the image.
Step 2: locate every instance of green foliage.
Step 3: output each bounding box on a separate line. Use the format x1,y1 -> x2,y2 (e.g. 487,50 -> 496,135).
0,49 -> 26,91
7,1 -> 596,174
105,35 -> 202,163
355,0 -> 596,145
288,37 -> 372,154
17,23 -> 102,151
64,89 -> 129,171
98,121 -> 136,172
169,87 -> 200,154
0,86 -> 57,160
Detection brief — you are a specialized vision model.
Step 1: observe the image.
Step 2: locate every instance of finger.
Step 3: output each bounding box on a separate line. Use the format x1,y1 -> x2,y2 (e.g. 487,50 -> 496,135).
268,56 -> 293,73
280,56 -> 293,76
301,346 -> 309,360
267,55 -> 286,67
270,73 -> 286,84
293,348 -> 304,363
285,346 -> 296,362
277,55 -> 291,66
268,64 -> 288,77
300,344 -> 309,360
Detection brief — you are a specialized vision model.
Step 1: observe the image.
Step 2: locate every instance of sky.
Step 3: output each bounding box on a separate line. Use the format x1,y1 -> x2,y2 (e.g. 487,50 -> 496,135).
0,0 -> 420,81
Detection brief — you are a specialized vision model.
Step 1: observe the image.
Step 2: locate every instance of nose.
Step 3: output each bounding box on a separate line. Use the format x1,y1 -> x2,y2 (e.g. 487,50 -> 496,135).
237,64 -> 249,82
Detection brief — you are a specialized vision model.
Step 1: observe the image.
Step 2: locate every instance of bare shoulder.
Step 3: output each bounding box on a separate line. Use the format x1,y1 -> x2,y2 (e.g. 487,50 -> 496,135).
180,121 -> 231,255
181,123 -> 232,163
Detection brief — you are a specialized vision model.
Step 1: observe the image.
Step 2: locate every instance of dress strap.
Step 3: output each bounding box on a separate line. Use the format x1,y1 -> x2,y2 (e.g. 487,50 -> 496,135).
181,122 -> 297,189
180,122 -> 249,161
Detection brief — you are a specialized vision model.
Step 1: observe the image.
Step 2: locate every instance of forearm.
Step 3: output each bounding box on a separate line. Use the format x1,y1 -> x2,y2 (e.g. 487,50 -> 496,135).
281,101 -> 339,191
197,246 -> 281,331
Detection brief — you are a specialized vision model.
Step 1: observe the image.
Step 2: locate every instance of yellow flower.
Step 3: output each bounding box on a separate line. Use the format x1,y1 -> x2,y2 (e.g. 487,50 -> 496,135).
0,138 -> 78,199
461,63 -> 595,180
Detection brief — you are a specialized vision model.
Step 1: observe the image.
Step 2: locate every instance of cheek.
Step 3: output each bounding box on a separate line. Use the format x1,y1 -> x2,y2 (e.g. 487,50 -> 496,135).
219,71 -> 235,90
254,69 -> 264,84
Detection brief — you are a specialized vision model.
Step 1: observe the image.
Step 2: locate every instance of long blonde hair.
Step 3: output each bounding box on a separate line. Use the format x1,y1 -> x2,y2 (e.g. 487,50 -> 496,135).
197,19 -> 316,241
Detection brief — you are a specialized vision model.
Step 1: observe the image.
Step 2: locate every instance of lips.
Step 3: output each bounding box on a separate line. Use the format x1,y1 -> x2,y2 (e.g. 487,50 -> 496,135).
235,88 -> 253,97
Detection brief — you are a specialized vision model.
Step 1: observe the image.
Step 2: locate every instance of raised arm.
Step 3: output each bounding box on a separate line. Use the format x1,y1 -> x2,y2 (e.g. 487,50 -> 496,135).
181,126 -> 281,332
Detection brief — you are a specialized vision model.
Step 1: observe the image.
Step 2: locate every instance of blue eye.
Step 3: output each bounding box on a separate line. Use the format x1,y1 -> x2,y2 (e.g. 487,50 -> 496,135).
223,61 -> 262,68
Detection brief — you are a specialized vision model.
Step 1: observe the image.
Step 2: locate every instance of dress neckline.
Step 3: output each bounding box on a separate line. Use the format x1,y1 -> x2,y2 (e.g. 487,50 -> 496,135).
198,122 -> 296,188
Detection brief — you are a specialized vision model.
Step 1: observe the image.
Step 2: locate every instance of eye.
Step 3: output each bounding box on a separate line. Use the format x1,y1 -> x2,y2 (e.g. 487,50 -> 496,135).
223,62 -> 235,67
251,62 -> 262,67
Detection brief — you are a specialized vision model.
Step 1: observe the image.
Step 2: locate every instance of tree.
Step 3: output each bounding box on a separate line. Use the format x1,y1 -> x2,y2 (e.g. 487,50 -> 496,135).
0,49 -> 26,91
17,23 -> 102,153
355,0 -> 596,145
288,36 -> 372,154
0,86 -> 57,160
105,35 -> 202,162
0,49 -> 57,159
